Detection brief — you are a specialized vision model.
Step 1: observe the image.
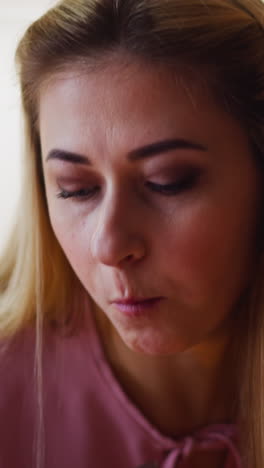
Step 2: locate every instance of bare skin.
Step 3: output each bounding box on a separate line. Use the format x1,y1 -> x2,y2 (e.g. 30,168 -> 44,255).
94,301 -> 241,437
93,300 -> 242,467
39,59 -> 261,465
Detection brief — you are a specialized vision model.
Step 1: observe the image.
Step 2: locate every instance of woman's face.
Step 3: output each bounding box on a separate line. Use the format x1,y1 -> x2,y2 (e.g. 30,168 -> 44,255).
39,61 -> 261,355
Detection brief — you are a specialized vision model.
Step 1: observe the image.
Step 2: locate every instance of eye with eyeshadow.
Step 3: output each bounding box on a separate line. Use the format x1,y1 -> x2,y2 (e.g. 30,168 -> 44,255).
55,167 -> 202,202
145,168 -> 201,195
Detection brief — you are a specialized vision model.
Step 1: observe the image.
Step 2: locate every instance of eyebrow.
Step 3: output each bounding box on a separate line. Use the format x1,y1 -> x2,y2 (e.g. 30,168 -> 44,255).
45,138 -> 208,165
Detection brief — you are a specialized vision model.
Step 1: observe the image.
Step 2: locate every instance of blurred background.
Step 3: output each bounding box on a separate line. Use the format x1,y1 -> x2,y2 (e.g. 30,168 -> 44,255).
0,1 -> 55,254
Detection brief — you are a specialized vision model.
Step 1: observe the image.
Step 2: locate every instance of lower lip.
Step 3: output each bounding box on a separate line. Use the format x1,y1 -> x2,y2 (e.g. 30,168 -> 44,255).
112,298 -> 164,317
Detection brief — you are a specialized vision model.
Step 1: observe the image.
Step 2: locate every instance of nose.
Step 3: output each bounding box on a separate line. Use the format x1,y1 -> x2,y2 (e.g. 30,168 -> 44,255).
90,193 -> 147,267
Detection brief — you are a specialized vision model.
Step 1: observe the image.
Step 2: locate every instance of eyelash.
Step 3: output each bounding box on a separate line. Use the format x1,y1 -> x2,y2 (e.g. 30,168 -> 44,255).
56,171 -> 200,202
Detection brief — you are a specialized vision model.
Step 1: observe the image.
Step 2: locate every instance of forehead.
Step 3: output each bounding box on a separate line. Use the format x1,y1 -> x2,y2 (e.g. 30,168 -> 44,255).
38,60 -> 248,160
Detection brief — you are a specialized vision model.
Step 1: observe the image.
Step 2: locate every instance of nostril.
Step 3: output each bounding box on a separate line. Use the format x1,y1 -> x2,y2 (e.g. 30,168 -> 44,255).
126,254 -> 134,261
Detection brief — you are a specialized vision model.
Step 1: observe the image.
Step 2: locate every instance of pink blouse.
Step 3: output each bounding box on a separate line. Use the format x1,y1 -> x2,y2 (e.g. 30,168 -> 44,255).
0,305 -> 241,468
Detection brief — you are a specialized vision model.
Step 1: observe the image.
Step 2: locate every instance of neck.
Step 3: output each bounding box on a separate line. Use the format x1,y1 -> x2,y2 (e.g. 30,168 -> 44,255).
93,306 -> 241,438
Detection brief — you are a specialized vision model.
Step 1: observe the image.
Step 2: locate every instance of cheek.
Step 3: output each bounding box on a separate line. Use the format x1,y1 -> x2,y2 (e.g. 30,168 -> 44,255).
160,202 -> 256,307
49,210 -> 91,278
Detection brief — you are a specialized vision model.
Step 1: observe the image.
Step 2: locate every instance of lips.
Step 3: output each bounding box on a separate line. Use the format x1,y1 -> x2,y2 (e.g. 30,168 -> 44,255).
111,297 -> 165,317
112,297 -> 164,305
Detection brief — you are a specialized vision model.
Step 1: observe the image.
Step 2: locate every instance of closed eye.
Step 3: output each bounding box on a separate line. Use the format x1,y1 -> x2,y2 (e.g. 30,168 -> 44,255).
56,186 -> 99,200
146,171 -> 200,195
55,169 -> 201,202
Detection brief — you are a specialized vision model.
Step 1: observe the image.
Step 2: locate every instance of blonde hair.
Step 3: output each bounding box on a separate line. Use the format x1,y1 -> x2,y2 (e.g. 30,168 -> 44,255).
1,0 -> 264,466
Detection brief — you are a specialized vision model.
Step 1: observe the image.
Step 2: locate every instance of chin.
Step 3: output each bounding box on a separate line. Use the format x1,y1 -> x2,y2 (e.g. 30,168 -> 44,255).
122,332 -> 187,356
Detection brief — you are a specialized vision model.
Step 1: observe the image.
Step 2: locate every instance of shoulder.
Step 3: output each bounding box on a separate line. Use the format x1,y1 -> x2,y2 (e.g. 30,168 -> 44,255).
0,316 -> 99,397
0,326 -> 36,372
0,326 -> 38,406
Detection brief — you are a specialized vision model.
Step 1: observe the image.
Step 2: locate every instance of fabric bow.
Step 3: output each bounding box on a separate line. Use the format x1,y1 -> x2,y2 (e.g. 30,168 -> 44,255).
161,423 -> 240,468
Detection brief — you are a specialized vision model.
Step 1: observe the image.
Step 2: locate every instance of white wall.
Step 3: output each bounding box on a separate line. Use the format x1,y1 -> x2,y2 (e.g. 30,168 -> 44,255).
0,2 -> 55,255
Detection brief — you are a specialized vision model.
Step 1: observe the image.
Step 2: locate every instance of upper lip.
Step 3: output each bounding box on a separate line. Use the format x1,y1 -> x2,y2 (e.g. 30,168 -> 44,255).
111,297 -> 163,305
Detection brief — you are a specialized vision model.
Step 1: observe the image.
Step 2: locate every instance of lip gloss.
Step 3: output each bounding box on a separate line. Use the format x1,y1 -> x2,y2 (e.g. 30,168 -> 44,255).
112,298 -> 164,317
